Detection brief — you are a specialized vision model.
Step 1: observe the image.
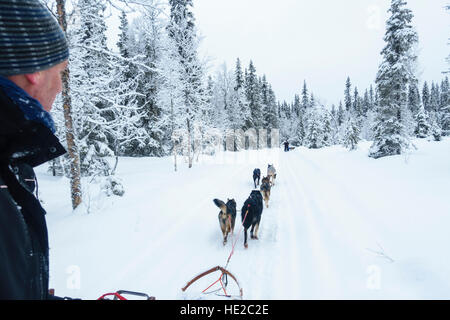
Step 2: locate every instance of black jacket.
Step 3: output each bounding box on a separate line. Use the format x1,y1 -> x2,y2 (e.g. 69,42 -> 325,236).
0,88 -> 66,299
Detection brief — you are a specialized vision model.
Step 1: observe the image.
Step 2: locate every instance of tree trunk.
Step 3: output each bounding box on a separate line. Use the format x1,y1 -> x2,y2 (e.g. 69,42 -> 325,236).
56,0 -> 82,210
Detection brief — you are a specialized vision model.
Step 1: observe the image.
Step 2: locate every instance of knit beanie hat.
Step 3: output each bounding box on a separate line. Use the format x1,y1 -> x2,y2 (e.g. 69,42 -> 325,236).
0,0 -> 69,76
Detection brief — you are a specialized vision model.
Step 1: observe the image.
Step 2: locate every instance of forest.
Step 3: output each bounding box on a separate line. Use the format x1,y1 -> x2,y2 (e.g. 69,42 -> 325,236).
46,0 -> 450,208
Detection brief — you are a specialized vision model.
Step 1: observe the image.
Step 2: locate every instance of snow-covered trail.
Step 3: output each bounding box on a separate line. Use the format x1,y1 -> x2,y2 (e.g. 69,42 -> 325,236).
41,139 -> 450,299
272,149 -> 379,299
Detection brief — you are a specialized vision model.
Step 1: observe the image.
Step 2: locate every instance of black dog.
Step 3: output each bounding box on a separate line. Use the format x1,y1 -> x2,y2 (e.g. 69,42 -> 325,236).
241,190 -> 263,248
253,168 -> 261,189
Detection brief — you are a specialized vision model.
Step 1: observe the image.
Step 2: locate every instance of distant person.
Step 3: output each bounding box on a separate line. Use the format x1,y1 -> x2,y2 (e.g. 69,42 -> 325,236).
0,0 -> 69,299
283,140 -> 290,152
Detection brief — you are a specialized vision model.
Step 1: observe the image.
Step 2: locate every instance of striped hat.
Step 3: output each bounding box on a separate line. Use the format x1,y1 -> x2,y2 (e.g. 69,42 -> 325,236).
0,0 -> 69,76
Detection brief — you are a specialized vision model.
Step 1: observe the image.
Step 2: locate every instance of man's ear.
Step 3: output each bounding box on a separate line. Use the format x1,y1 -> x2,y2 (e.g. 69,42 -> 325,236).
24,72 -> 42,85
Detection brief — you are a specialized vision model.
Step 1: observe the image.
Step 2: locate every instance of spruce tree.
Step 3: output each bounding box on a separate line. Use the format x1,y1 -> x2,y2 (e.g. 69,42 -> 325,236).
408,81 -> 421,115
344,77 -> 352,112
337,101 -> 345,127
430,82 -> 441,113
429,113 -> 442,141
245,60 -> 263,129
440,77 -> 450,134
343,118 -> 360,150
369,0 -> 418,159
422,81 -> 430,111
301,80 -> 309,110
414,106 -> 430,138
304,107 -> 323,149
233,58 -> 250,132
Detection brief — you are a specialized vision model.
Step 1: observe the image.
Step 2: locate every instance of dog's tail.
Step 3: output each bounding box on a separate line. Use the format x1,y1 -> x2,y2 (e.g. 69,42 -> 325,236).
213,199 -> 227,214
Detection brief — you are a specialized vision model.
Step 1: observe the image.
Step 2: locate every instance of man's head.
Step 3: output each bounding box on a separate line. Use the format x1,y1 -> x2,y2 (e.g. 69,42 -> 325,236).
0,0 -> 69,111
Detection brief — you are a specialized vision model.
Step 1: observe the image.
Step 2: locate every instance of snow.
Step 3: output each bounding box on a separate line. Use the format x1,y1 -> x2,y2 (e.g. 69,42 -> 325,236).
36,137 -> 450,300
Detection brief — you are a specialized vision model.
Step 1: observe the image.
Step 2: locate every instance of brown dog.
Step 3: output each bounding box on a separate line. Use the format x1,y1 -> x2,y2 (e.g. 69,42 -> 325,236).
213,199 -> 237,245
260,177 -> 271,208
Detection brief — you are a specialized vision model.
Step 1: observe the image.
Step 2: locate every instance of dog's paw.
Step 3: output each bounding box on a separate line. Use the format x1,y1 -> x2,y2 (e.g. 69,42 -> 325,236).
244,243 -> 248,249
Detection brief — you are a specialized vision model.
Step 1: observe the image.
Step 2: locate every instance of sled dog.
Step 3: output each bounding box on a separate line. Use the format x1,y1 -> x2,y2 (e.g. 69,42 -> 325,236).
267,164 -> 277,186
241,191 -> 263,249
213,198 -> 237,245
260,177 -> 271,208
253,168 -> 261,189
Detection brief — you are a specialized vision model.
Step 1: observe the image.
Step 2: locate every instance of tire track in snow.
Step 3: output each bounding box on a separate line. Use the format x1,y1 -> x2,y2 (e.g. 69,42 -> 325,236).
296,152 -> 381,252
270,152 -> 305,299
282,153 -> 342,298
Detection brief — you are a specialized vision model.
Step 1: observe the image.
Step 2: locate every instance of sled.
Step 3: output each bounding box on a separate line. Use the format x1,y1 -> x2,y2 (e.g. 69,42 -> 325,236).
98,290 -> 155,300
181,266 -> 243,300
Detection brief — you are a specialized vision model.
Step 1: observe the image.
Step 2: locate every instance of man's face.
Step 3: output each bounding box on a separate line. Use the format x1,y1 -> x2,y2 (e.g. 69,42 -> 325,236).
35,60 -> 68,112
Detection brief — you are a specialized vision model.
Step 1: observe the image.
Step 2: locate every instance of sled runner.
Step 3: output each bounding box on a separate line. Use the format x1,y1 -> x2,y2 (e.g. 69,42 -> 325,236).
98,290 -> 155,300
181,266 -> 243,300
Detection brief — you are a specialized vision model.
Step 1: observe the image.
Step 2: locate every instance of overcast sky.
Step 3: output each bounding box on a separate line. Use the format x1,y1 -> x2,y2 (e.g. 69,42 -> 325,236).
192,0 -> 449,105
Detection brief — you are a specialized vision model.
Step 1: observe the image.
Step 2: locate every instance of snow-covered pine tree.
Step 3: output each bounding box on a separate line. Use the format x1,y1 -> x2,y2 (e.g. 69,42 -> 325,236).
362,89 -> 370,116
329,104 -> 340,144
407,81 -> 421,115
279,101 -> 293,143
245,60 -> 263,129
112,11 -> 151,157
304,102 -> 324,149
70,0 -> 116,178
422,81 -> 430,111
440,76 -> 450,135
321,109 -> 333,146
261,75 -> 279,130
414,106 -> 430,138
344,77 -> 352,112
301,80 -> 309,111
293,112 -> 305,146
369,85 -> 376,112
130,7 -> 168,157
167,0 -> 207,168
429,112 -> 442,141
353,86 -> 362,118
337,101 -> 345,127
293,94 -> 301,117
369,0 -> 418,159
343,118 -> 360,151
232,57 -> 250,133
430,82 -> 441,113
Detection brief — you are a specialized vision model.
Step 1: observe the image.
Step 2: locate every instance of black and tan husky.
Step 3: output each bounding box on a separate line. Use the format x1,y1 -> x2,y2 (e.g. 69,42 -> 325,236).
260,176 -> 271,208
213,198 -> 237,245
241,191 -> 263,249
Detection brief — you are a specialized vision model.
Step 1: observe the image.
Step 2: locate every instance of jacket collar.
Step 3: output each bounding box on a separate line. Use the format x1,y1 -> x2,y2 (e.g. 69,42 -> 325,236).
0,76 -> 56,133
0,88 -> 66,168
